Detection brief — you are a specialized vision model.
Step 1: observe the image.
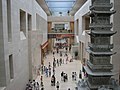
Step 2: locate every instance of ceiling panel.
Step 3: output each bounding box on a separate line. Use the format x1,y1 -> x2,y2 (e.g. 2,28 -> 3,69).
50,8 -> 72,12
46,0 -> 76,1
45,0 -> 76,16
36,0 -> 87,16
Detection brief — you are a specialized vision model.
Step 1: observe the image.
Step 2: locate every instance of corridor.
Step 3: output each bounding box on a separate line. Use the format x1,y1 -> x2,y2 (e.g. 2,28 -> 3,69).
36,49 -> 82,90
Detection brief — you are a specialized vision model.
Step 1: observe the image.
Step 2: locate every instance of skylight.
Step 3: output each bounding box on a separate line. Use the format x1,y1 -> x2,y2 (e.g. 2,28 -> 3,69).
45,0 -> 76,16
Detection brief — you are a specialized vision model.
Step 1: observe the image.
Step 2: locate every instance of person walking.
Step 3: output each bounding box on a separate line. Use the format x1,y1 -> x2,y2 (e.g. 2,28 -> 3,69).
51,75 -> 55,86
66,57 -> 68,64
53,67 -> 55,75
57,48 -> 59,53
57,59 -> 59,66
74,72 -> 77,81
43,66 -> 46,73
60,51 -> 62,57
49,67 -> 51,77
53,59 -> 56,68
56,81 -> 59,90
63,59 -> 64,64
40,76 -> 43,86
53,75 -> 56,86
63,73 -> 66,82
53,51 -> 55,56
61,71 -> 64,81
36,82 -> 39,90
48,62 -> 51,68
41,84 -> 44,90
59,58 -> 62,66
79,70 -> 82,79
65,47 -> 68,52
68,88 -> 70,90
41,65 -> 44,74
72,72 -> 74,81
66,74 -> 68,81
45,67 -> 48,77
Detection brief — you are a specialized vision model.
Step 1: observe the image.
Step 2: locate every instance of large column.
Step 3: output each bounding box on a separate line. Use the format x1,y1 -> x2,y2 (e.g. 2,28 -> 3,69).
84,0 -> 116,89
48,22 -> 52,33
70,22 -> 74,33
0,0 -> 6,87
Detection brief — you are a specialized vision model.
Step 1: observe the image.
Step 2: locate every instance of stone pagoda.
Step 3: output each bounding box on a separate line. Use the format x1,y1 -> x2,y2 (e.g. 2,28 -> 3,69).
84,0 -> 116,90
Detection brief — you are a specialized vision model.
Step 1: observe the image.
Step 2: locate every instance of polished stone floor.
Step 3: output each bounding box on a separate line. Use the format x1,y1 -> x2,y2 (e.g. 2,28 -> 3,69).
36,49 -> 83,90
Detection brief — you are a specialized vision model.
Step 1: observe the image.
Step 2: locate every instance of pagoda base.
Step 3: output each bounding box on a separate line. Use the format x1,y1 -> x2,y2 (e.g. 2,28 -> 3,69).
87,80 -> 99,90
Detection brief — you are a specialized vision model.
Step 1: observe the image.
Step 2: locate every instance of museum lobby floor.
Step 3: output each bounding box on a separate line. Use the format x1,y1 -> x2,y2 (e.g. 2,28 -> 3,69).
36,49 -> 83,90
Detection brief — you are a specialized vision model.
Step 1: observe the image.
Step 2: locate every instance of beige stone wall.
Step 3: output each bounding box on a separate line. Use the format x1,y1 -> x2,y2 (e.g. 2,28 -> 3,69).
48,16 -> 74,22
74,0 -> 91,62
0,0 -> 47,90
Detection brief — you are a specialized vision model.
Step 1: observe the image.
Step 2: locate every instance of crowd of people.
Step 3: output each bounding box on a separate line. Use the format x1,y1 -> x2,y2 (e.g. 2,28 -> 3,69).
25,80 -> 40,90
26,47 -> 82,90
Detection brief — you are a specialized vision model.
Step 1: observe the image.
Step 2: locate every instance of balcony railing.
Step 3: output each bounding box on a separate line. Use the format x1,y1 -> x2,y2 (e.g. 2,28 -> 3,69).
49,29 -> 74,34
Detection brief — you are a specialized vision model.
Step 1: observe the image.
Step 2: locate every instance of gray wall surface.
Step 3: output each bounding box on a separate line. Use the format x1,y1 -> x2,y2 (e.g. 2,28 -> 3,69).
112,0 -> 120,81
0,0 -> 47,90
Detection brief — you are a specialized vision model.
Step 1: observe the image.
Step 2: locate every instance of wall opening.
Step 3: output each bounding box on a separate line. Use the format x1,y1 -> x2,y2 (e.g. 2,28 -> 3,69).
82,15 -> 90,31
7,0 -> 12,42
9,54 -> 14,79
85,16 -> 90,30
20,9 -> 26,40
28,14 -> 32,31
76,19 -> 79,35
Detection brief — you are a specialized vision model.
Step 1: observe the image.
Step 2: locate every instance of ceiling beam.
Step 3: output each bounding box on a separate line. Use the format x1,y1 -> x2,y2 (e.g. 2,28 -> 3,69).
49,7 -> 72,8
45,1 -> 76,2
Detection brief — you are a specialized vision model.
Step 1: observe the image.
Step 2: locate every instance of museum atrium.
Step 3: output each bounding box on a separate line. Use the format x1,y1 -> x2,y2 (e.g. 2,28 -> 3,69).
0,0 -> 120,90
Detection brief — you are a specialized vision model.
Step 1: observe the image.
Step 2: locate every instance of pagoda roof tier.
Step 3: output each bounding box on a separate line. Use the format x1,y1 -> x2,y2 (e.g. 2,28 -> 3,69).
88,43 -> 114,49
84,66 -> 115,76
87,61 -> 113,70
89,23 -> 112,29
86,48 -> 116,56
90,10 -> 116,15
90,3 -> 113,10
87,30 -> 116,36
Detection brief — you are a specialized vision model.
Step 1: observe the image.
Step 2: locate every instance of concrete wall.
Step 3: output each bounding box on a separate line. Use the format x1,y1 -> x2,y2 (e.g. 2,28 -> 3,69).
112,0 -> 120,82
48,16 -> 74,22
0,0 -> 6,87
74,0 -> 91,61
74,0 -> 91,42
28,13 -> 47,79
0,0 -> 47,90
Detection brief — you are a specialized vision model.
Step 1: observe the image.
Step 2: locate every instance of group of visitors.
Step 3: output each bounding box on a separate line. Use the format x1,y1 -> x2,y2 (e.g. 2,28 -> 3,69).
72,72 -> 77,81
25,80 -> 40,90
61,71 -> 68,82
40,62 -> 52,77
